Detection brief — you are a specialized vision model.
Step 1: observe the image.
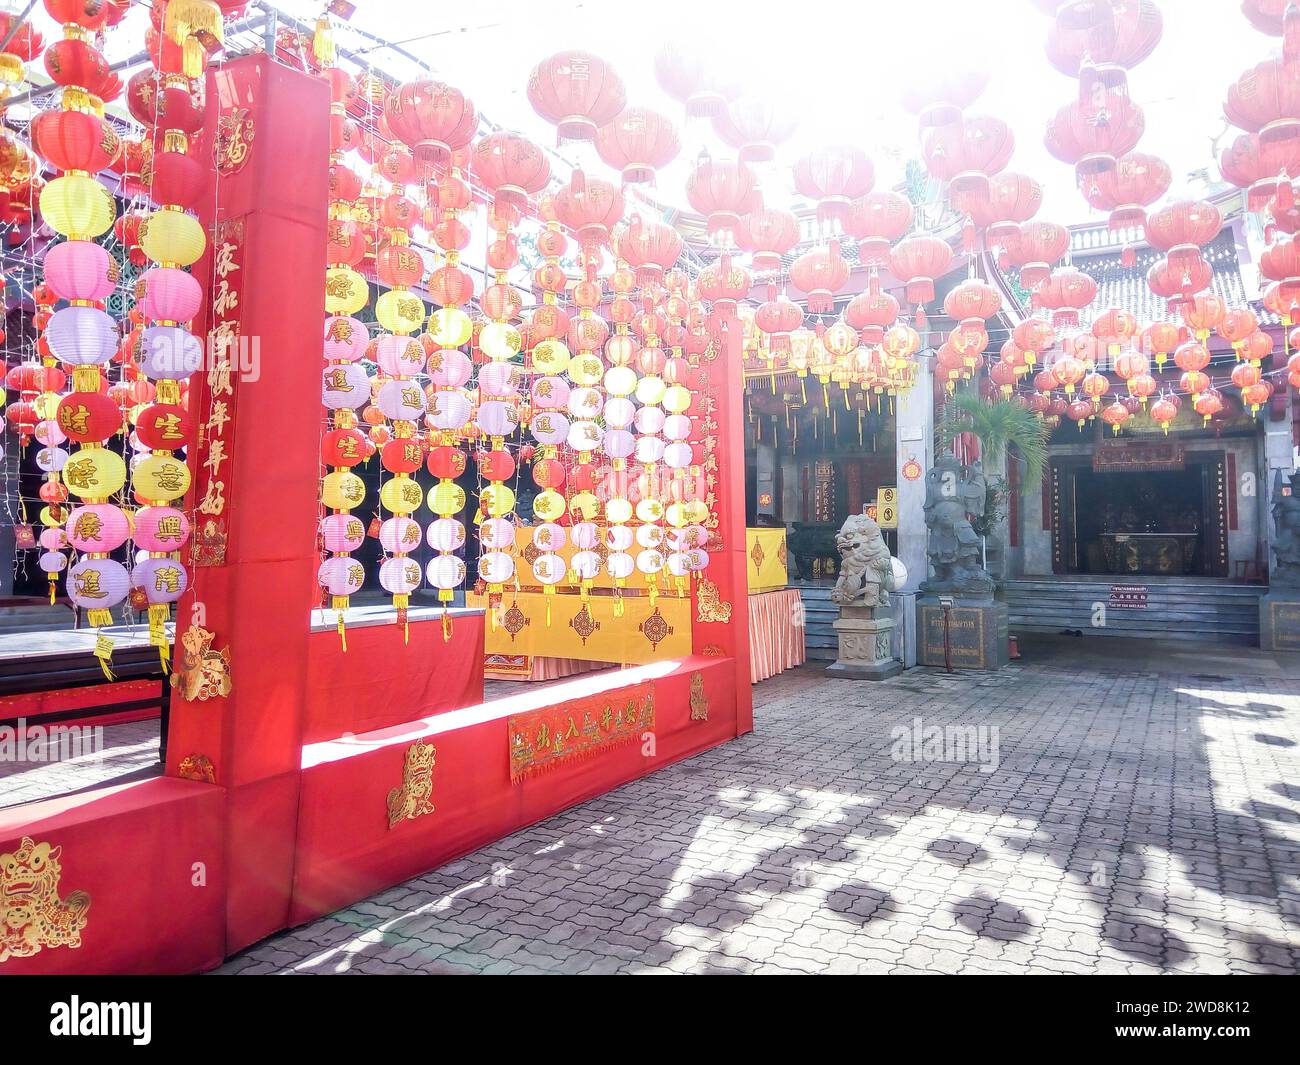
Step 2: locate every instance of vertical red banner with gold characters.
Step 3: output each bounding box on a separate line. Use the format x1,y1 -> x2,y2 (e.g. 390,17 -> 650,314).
165,55 -> 330,952
690,316 -> 753,734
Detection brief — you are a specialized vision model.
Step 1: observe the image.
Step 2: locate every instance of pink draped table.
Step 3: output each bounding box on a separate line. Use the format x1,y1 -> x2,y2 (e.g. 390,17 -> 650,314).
748,588 -> 806,683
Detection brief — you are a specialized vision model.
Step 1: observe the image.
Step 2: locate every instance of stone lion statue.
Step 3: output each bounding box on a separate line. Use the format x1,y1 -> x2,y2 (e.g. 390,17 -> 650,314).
830,514 -> 895,610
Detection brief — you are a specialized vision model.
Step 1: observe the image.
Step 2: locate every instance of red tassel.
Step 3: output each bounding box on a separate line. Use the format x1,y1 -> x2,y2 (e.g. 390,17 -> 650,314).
1278,180 -> 1295,211
962,218 -> 976,253
915,304 -> 928,331
570,168 -> 587,196
1121,244 -> 1135,268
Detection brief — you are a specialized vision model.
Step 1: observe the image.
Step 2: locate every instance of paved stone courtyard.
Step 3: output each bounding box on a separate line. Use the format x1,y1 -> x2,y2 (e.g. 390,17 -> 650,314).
214,640 -> 1300,975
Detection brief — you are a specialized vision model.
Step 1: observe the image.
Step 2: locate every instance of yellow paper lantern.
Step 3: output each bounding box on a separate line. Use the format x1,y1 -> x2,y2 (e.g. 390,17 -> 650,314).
380,474 -> 424,514
604,498 -> 633,524
636,499 -> 664,522
321,470 -> 366,510
480,482 -> 516,518
376,289 -> 426,335
325,266 -> 369,315
604,366 -> 637,397
663,384 -> 692,413
139,208 -> 206,267
531,339 -> 571,374
533,489 -> 566,521
568,491 -> 599,520
665,502 -> 690,528
429,307 -> 472,348
61,446 -> 126,499
134,453 -> 191,502
479,321 -> 522,360
635,376 -> 667,405
567,353 -> 603,386
40,505 -> 65,528
40,173 -> 114,239
429,481 -> 466,517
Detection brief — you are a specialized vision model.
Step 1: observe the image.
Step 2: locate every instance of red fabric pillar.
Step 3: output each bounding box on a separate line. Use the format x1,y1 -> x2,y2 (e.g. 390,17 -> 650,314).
691,318 -> 754,734
165,56 -> 329,953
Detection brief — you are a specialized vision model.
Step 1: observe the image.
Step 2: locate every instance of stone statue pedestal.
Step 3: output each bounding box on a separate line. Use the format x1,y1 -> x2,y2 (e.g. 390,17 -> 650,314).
1259,591 -> 1300,652
916,596 -> 1008,670
826,605 -> 903,680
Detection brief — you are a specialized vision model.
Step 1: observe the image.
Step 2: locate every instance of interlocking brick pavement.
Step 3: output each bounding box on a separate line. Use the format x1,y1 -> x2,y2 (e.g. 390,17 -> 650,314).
216,650 -> 1300,974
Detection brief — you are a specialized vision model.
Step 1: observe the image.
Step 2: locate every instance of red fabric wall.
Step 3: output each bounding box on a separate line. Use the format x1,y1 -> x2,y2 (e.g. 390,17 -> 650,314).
0,779 -> 225,974
289,657 -> 734,924
303,615 -> 485,743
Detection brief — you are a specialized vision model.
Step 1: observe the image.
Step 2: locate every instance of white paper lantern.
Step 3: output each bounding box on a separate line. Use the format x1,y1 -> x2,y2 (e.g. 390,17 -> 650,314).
478,551 -> 515,584
480,517 -> 516,550
426,517 -> 466,552
427,554 -> 466,589
323,363 -> 371,410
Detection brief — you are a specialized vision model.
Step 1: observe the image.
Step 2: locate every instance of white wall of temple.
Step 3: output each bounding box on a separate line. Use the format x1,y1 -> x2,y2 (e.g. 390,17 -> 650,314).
1013,433 -> 1265,578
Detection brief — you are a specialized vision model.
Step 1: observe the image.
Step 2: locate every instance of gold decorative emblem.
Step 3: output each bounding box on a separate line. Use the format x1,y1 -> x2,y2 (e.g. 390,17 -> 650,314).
696,578 -> 733,624
777,539 -> 788,568
192,516 -> 228,567
570,603 -> 601,644
638,605 -> 674,651
171,626 -> 233,702
701,644 -> 726,657
0,837 -> 90,963
502,600 -> 530,642
386,741 -> 436,829
750,538 -> 766,573
689,671 -> 709,721
176,754 -> 216,784
215,107 -> 255,175
521,541 -> 542,566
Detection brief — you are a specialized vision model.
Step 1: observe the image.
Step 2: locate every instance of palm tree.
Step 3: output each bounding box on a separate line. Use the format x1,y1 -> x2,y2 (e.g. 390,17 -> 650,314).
937,392 -> 1049,493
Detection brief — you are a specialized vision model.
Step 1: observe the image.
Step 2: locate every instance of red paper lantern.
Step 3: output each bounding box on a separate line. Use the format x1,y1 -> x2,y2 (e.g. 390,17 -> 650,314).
1262,232 -> 1300,281
323,427 -> 368,469
385,80 -> 478,167
1045,92 -> 1145,179
1145,200 -> 1222,270
1225,57 -> 1300,144
1080,151 -> 1171,229
957,172 -> 1042,243
889,235 -> 953,307
653,43 -> 738,118
793,145 -> 876,225
713,97 -> 797,164
1219,133 -> 1300,212
44,36 -> 112,97
921,114 -> 1014,197
1037,266 -> 1098,329
737,206 -> 798,273
471,131 -> 550,209
1146,253 -> 1211,306
1002,221 -> 1069,288
615,217 -> 684,287
900,68 -> 989,127
31,110 -> 122,174
685,158 -> 757,240
1045,0 -> 1163,87
594,106 -> 680,186
844,290 -> 899,344
527,50 -> 626,145
841,192 -> 912,269
552,175 -> 624,250
943,279 -> 1002,326
790,242 -> 850,314
56,391 -> 121,443
697,254 -> 751,314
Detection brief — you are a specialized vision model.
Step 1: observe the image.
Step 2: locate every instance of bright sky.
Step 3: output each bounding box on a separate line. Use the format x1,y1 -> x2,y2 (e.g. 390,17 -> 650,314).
321,0 -> 1272,223
21,0 -> 1275,224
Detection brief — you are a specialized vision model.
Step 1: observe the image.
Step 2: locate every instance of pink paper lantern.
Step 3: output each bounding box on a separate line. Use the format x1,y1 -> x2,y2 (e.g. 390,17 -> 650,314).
45,240 -> 117,302
324,316 -> 369,362
136,266 -> 203,323
320,513 -> 366,552
68,557 -> 129,610
66,503 -> 130,552
134,505 -> 191,552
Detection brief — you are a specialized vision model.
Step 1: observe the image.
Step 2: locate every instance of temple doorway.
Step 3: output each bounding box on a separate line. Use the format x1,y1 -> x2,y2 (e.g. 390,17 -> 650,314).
1050,453 -> 1229,577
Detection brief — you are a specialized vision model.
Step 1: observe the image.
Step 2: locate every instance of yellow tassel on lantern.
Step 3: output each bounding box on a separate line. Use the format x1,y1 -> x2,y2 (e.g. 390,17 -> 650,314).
544,583 -> 554,626
164,0 -> 224,79
442,608 -> 453,642
49,576 -> 56,605
148,604 -> 171,674
332,594 -> 349,651
614,580 -> 625,618
313,17 -> 336,66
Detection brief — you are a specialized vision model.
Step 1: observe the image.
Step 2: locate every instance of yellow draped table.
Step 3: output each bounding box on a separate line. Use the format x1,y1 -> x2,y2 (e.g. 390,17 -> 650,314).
745,529 -> 805,682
